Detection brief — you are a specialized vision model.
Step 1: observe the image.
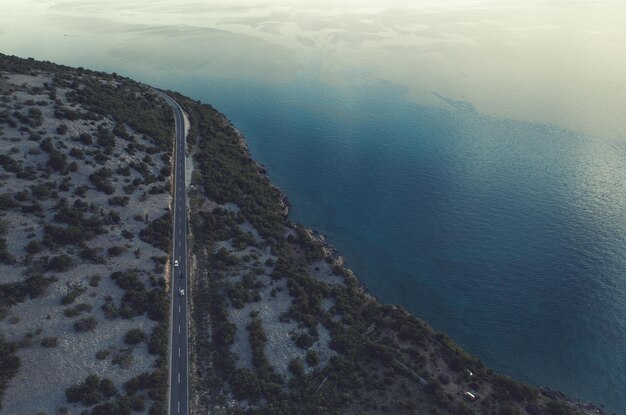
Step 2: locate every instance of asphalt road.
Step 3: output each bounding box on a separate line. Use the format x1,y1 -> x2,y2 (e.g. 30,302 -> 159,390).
155,90 -> 189,415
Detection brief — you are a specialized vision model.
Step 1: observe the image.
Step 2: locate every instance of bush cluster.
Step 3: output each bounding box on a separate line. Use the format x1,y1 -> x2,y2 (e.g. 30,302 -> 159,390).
60,286 -> 86,305
0,337 -> 20,410
88,167 -> 114,194
64,75 -> 174,152
0,53 -> 174,414
65,374 -> 117,406
0,275 -> 55,307
109,270 -> 168,321
139,213 -> 171,252
123,328 -> 145,345
40,337 -> 59,348
73,316 -> 98,332
63,303 -> 92,318
181,99 -> 285,240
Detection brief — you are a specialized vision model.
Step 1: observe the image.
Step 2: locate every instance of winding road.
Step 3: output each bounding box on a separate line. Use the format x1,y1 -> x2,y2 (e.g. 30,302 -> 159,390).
155,90 -> 189,415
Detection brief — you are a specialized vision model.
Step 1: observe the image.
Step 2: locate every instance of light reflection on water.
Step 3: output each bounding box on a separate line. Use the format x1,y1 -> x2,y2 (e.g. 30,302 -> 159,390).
1,1 -> 625,412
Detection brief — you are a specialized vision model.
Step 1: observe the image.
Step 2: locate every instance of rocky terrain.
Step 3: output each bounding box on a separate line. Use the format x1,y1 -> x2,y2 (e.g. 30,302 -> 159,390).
0,54 -> 608,415
0,54 -> 173,415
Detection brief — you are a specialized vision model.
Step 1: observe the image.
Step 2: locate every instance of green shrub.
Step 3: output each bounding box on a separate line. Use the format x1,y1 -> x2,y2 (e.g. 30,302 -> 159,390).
96,126 -> 115,153
46,254 -> 73,271
305,349 -> 319,366
88,167 -> 114,194
0,336 -> 20,409
89,275 -> 101,287
73,316 -> 97,332
107,246 -> 125,257
60,287 -> 85,305
80,246 -> 104,263
108,196 -> 129,206
148,324 -> 168,360
123,371 -> 157,395
24,239 -> 41,254
78,132 -> 92,145
101,301 -> 119,319
65,374 -> 117,406
43,225 -> 85,246
124,329 -> 145,345
0,246 -> 15,265
74,185 -> 88,196
295,333 -> 314,349
139,213 -> 171,252
69,147 -> 84,159
0,275 -> 55,307
63,303 -> 92,317
14,190 -> 29,202
47,149 -> 67,171
288,359 -> 304,377
110,270 -> 144,291
91,399 -> 132,415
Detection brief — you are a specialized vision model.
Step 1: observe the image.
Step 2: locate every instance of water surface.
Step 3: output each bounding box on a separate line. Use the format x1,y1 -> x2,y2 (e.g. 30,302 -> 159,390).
1,1 -> 625,411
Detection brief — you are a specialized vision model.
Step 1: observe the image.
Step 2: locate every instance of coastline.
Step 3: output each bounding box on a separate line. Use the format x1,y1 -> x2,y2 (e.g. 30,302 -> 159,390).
177,90 -> 604,415
0,52 -> 612,414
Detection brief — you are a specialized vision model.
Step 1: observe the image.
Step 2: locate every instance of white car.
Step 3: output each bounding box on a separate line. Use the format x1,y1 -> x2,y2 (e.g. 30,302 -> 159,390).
174,260 -> 179,267
179,288 -> 185,296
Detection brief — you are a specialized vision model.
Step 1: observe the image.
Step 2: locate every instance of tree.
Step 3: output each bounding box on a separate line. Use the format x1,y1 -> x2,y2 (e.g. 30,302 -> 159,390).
124,329 -> 145,345
46,254 -> 73,271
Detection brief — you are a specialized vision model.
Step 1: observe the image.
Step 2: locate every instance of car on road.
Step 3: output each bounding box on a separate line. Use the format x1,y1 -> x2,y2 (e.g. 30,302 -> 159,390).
174,259 -> 179,267
179,288 -> 185,296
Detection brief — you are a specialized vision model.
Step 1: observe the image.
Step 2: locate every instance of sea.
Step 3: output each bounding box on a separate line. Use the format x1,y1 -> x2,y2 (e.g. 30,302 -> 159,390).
1,1 -> 625,412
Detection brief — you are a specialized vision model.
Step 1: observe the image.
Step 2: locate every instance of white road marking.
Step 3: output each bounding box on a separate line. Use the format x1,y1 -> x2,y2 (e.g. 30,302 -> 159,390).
178,401 -> 180,413
178,372 -> 180,383
178,325 -> 181,334
178,305 -> 181,313
178,347 -> 180,357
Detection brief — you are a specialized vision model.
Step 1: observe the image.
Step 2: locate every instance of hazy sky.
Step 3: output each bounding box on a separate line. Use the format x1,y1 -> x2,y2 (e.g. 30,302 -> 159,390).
2,0 -> 625,139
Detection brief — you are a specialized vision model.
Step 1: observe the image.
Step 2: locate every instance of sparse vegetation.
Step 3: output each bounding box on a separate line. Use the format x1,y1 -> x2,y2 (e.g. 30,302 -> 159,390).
0,53 -> 588,415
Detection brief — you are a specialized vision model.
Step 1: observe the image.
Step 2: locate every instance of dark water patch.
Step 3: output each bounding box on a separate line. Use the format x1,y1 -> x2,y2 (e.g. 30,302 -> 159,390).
181,78 -> 626,412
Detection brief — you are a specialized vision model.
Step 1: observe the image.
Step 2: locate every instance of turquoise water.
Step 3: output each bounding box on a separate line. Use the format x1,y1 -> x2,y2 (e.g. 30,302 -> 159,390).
1,5 -> 626,411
